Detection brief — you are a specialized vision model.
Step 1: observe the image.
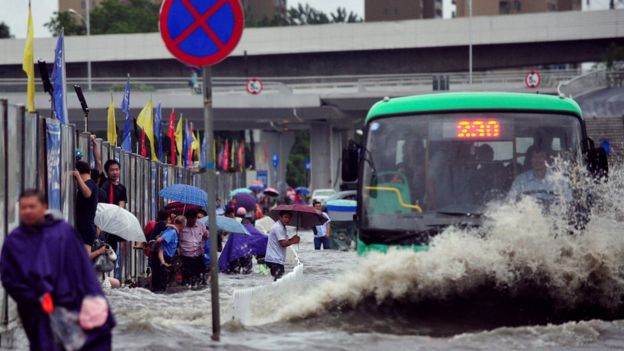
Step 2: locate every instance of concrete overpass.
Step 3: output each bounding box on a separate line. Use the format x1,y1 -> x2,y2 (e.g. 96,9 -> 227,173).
1,10 -> 623,190
0,10 -> 623,77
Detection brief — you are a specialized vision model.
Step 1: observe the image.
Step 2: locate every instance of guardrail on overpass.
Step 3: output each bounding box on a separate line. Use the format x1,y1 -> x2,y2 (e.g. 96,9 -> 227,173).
0,69 -> 581,96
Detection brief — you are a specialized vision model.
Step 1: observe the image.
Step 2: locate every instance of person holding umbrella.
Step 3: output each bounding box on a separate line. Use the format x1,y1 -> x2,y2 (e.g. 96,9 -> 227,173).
264,211 -> 300,281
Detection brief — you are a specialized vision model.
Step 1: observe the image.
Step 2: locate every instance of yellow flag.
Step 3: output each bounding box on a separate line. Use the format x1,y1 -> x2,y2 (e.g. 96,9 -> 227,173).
136,99 -> 158,161
106,98 -> 117,145
23,4 -> 35,112
191,130 -> 201,161
175,114 -> 183,166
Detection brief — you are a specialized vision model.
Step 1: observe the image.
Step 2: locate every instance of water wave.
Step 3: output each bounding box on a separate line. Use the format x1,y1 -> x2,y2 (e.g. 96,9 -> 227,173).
277,166 -> 624,326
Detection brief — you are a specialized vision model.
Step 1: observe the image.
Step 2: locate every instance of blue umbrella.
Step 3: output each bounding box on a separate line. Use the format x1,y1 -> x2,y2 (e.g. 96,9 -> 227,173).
230,188 -> 253,197
198,216 -> 251,235
159,184 -> 208,208
249,185 -> 264,192
295,186 -> 310,195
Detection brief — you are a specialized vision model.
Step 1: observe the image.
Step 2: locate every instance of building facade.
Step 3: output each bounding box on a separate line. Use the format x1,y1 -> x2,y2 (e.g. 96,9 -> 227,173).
455,0 -> 582,17
59,0 -> 104,18
365,0 -> 443,22
241,0 -> 287,24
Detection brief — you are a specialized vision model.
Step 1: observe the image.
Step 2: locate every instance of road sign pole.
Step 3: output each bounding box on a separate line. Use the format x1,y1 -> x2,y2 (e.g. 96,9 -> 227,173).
203,66 -> 220,341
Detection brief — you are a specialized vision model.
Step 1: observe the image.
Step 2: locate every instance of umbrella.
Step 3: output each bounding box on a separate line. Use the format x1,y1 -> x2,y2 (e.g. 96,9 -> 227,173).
159,184 -> 208,208
95,203 -> 146,242
249,185 -> 264,192
230,188 -> 253,197
263,187 -> 279,197
249,180 -> 264,192
164,201 -> 202,215
198,216 -> 251,235
234,193 -> 257,212
295,186 -> 310,195
269,204 -> 327,229
255,216 -> 275,234
218,224 -> 268,273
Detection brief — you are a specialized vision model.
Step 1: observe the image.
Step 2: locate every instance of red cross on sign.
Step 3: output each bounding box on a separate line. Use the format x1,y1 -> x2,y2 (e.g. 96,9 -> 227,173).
160,0 -> 244,67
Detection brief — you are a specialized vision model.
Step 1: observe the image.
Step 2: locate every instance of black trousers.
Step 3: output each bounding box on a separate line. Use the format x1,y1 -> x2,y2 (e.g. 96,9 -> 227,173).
150,252 -> 172,292
181,255 -> 204,284
265,262 -> 285,281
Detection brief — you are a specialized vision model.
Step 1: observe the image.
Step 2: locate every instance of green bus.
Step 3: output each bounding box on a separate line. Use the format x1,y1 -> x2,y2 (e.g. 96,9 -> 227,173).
341,92 -> 608,255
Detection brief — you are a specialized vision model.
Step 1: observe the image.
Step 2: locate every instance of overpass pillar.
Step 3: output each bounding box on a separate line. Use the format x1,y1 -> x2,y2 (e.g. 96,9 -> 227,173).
310,123 -> 333,190
255,130 -> 295,188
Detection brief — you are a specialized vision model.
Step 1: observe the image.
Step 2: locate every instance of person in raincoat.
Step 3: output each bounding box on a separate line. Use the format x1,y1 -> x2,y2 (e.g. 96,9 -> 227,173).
0,189 -> 115,350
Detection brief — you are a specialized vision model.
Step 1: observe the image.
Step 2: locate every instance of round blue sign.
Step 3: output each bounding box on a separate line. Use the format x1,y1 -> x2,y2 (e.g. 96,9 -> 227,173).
160,0 -> 244,67
272,153 -> 279,169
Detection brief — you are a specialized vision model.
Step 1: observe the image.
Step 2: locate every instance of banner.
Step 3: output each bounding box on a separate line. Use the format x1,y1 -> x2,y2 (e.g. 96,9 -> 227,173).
46,121 -> 61,210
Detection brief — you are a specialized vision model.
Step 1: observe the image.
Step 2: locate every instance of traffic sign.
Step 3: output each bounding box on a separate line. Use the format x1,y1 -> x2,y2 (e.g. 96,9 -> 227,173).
272,153 -> 279,169
246,78 -> 263,95
525,71 -> 541,89
304,159 -> 310,171
159,0 -> 244,67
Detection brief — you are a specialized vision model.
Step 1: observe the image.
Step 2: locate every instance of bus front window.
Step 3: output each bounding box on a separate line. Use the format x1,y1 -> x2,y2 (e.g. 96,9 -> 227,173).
361,112 -> 583,234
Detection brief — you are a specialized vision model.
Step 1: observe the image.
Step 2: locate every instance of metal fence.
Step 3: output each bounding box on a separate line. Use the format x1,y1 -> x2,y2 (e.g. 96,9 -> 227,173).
0,69 -> 582,95
0,98 -> 246,331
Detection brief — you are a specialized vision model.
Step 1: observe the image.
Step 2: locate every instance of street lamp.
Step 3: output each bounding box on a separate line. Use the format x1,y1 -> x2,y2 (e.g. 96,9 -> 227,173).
468,0 -> 473,85
68,6 -> 91,91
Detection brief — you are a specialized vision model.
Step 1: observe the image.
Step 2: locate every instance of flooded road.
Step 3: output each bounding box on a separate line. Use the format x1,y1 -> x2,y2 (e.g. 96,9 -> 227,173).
4,167 -> 624,351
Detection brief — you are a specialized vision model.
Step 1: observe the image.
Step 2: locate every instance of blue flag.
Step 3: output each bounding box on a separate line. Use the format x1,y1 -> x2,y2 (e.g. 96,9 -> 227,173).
154,103 -> 163,161
121,77 -> 132,152
50,33 -> 66,124
201,133 -> 207,169
182,120 -> 190,168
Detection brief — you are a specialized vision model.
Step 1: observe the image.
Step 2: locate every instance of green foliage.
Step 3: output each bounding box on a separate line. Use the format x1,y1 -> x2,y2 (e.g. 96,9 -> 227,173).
0,22 -> 12,38
246,5 -> 361,28
44,11 -> 86,36
602,42 -> 624,70
286,130 -> 310,187
90,0 -> 160,35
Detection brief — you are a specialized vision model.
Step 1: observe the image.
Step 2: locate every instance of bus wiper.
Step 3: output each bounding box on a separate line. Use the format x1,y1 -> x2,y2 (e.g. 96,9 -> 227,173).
435,210 -> 482,217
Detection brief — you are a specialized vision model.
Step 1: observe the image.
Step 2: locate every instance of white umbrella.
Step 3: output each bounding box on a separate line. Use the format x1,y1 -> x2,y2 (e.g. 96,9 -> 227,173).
254,216 -> 275,234
95,203 -> 146,242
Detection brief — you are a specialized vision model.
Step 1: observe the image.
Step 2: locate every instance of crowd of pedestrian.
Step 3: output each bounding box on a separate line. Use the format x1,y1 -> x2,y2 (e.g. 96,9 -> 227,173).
0,133 -> 334,349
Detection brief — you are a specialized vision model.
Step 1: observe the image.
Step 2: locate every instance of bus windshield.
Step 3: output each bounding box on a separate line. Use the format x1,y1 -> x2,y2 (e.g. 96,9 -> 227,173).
361,112 -> 583,233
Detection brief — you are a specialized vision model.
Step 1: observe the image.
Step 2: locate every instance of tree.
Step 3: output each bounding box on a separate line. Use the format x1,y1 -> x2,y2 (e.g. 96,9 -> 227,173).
287,4 -> 330,25
602,43 -> 624,70
330,7 -> 362,23
44,11 -> 86,36
286,130 -> 310,187
90,0 -> 160,35
0,22 -> 12,38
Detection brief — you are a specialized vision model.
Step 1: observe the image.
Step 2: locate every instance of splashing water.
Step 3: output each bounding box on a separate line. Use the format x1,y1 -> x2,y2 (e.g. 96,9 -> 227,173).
276,165 -> 624,327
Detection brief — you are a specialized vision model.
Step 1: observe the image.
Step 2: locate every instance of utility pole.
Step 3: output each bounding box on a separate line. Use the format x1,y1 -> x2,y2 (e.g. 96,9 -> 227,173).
203,67 -> 220,341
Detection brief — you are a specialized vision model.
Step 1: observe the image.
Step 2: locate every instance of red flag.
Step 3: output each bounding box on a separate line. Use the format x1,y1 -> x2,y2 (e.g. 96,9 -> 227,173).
238,142 -> 245,172
223,139 -> 229,171
263,144 -> 268,163
141,129 -> 147,157
168,110 -> 176,165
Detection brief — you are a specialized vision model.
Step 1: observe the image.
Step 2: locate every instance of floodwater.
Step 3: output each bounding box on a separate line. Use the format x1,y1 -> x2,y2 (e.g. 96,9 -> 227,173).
4,166 -> 624,351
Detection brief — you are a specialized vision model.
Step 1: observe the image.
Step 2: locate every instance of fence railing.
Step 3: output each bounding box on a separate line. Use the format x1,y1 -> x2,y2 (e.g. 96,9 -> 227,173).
0,98 -> 247,333
0,69 -> 581,96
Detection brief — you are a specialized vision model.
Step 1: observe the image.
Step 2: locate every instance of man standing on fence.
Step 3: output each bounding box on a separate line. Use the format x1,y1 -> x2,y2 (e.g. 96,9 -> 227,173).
100,159 -> 128,281
179,209 -> 209,288
264,211 -> 299,281
0,189 -> 116,350
74,161 -> 99,254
